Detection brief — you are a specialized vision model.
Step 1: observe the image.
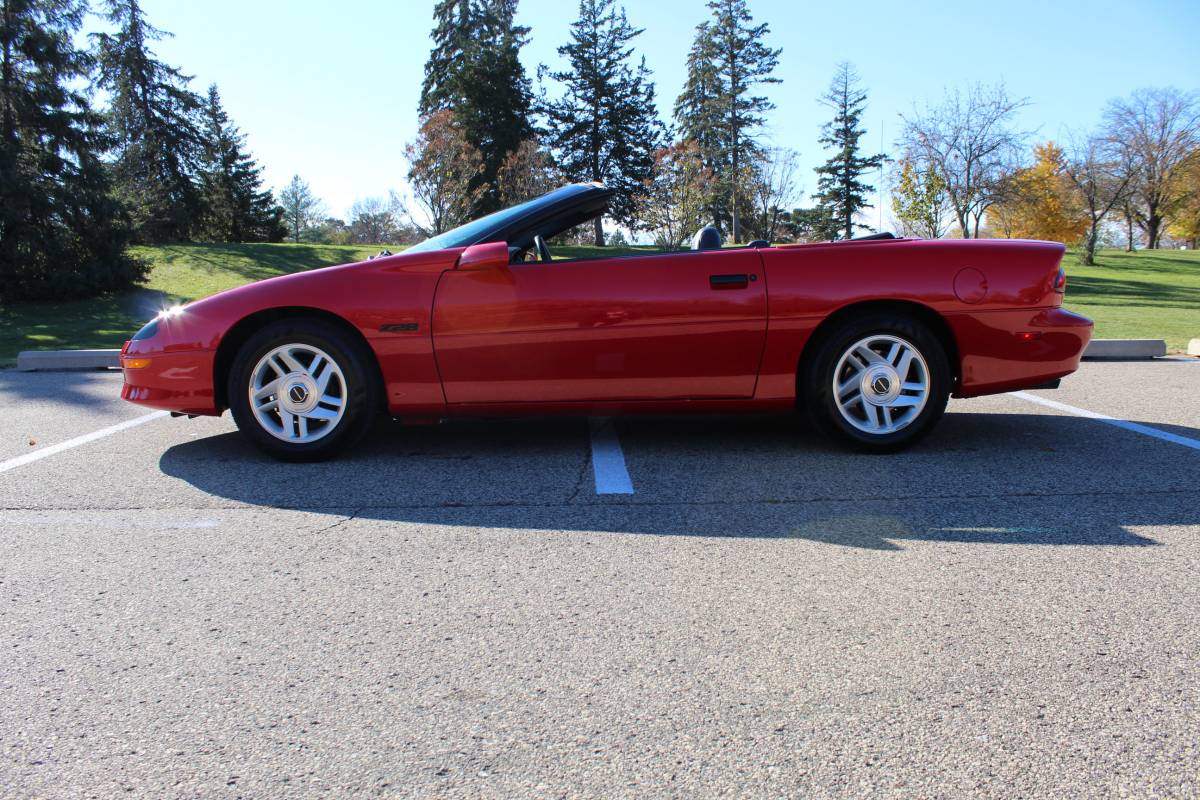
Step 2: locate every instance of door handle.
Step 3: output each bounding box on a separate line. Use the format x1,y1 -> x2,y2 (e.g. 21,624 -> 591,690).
710,273 -> 750,289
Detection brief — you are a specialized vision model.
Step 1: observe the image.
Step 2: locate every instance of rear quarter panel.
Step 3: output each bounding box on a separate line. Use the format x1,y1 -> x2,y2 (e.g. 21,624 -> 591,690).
756,238 -> 1082,401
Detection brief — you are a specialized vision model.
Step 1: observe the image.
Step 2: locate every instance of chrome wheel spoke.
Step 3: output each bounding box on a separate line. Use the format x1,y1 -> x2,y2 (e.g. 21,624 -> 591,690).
862,403 -> 881,429
854,345 -> 886,365
278,349 -> 305,373
312,361 -> 335,394
306,353 -> 324,376
253,378 -> 280,401
889,394 -> 923,408
304,405 -> 340,421
279,410 -> 298,438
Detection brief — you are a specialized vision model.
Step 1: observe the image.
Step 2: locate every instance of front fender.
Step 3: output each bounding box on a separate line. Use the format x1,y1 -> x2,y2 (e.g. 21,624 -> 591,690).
122,249 -> 459,416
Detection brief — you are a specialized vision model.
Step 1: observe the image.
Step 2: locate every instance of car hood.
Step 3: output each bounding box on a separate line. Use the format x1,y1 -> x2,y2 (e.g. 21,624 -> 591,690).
184,247 -> 461,310
130,247 -> 462,354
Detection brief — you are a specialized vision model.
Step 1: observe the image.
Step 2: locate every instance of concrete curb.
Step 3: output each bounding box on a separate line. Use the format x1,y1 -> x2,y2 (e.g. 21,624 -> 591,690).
1082,339 -> 1167,360
17,349 -> 120,371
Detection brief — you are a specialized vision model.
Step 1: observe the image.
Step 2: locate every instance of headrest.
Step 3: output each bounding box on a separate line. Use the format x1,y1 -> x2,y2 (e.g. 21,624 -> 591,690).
690,226 -> 723,251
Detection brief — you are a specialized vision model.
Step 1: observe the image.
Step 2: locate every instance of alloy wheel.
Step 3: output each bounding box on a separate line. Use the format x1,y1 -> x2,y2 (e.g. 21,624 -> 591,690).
832,334 -> 930,435
248,343 -> 347,443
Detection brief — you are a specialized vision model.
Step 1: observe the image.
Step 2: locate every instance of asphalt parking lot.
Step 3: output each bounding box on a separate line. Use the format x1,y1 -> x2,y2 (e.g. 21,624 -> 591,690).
1,359 -> 1198,798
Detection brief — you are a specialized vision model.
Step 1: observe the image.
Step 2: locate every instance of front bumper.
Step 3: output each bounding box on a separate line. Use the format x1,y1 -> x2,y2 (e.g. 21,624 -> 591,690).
120,346 -> 221,416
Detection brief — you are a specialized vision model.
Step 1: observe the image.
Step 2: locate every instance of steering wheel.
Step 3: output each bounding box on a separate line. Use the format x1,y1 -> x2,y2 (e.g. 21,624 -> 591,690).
533,234 -> 552,264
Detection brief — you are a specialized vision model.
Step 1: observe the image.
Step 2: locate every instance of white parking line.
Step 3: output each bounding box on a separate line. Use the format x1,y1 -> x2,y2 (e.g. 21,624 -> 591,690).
0,411 -> 169,474
1010,391 -> 1200,451
589,417 -> 634,494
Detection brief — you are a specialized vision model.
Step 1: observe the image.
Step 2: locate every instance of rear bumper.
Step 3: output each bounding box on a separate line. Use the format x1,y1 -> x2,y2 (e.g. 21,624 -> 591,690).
949,307 -> 1093,398
120,348 -> 221,416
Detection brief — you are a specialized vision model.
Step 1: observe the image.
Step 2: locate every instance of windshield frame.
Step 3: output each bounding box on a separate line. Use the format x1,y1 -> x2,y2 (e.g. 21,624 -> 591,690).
403,184 -> 612,254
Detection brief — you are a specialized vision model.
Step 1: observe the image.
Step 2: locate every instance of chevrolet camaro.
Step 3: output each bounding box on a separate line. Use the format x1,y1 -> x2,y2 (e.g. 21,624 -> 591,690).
121,183 -> 1094,461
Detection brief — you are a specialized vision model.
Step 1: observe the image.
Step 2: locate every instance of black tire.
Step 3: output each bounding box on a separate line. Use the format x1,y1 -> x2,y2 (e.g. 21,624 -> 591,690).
802,312 -> 950,453
227,318 -> 381,462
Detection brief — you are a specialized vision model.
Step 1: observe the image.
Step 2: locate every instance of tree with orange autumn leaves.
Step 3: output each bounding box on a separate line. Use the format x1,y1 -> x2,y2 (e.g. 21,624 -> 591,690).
1165,153 -> 1200,249
987,142 -> 1089,243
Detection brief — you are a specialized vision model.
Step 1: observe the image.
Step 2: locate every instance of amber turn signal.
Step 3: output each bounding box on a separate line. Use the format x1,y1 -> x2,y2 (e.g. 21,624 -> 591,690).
122,357 -> 152,369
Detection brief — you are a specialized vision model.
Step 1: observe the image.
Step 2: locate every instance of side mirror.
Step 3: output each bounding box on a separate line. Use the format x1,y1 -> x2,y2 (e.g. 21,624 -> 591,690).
456,241 -> 511,271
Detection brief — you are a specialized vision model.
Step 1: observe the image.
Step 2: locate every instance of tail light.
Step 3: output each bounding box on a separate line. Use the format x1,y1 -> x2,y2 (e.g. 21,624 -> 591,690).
1052,267 -> 1067,293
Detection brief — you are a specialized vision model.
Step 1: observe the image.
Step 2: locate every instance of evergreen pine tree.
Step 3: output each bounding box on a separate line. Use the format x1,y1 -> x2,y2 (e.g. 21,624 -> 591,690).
198,85 -> 285,242
783,205 -> 840,242
419,0 -> 533,214
544,0 -> 662,245
0,0 -> 142,301
279,175 -> 322,243
93,0 -> 204,242
674,0 -> 779,242
812,62 -> 885,239
420,0 -> 471,116
674,25 -> 728,228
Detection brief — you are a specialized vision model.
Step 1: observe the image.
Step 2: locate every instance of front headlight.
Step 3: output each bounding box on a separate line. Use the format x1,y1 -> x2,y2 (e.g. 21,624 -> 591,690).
131,318 -> 159,341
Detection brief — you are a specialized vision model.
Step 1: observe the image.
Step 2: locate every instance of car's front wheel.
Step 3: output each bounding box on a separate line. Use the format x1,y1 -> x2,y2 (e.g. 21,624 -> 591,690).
228,319 -> 380,461
803,313 -> 950,452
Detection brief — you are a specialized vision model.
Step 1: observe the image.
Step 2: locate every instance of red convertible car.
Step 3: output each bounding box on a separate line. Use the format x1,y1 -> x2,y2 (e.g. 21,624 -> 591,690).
121,183 -> 1093,461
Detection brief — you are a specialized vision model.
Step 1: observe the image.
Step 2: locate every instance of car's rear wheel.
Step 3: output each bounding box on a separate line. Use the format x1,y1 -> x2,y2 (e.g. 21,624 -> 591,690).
803,313 -> 950,452
228,319 -> 380,461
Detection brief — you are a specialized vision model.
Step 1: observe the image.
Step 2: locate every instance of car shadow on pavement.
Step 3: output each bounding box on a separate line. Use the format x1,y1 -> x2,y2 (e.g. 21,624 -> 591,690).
157,412 -> 1195,550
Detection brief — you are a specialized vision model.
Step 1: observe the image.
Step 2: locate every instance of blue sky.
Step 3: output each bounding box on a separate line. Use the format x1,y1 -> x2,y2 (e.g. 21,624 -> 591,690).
100,0 -> 1200,219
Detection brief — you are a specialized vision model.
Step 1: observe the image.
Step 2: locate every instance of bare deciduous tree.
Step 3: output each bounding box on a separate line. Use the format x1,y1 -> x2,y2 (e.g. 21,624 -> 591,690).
746,147 -> 799,242
1063,133 -> 1136,264
1117,197 -> 1140,251
348,197 -> 395,244
899,83 -> 1029,238
1103,88 -> 1200,249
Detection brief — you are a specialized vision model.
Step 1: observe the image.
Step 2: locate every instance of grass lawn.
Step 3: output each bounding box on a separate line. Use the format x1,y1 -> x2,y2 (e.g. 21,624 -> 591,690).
1,241 -> 1196,365
0,243 -> 395,366
1062,247 -> 1199,352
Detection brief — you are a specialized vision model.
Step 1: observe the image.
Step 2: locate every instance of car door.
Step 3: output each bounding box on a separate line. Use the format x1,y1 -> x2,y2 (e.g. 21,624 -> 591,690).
431,248 -> 768,404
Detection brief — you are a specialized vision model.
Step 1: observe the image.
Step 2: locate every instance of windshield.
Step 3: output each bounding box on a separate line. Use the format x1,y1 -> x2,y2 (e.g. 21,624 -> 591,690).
405,192 -> 564,254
